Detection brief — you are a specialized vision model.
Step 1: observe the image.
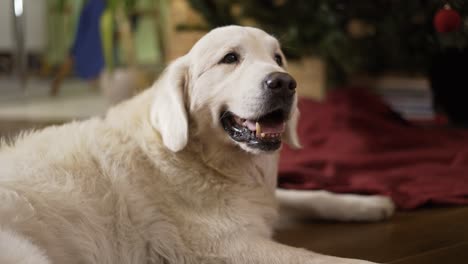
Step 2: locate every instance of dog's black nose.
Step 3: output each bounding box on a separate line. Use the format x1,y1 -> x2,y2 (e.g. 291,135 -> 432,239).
263,72 -> 297,96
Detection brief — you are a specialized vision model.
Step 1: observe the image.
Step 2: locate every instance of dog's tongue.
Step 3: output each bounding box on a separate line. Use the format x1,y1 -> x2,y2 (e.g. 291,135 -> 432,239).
243,120 -> 286,134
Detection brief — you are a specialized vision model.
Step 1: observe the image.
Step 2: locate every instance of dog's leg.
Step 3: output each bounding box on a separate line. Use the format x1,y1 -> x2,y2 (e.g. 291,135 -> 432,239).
276,189 -> 395,221
0,187 -> 51,264
0,228 -> 51,264
217,236 -> 376,264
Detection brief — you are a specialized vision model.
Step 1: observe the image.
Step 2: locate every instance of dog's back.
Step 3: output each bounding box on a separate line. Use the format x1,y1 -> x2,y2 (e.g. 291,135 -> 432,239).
0,117 -> 149,263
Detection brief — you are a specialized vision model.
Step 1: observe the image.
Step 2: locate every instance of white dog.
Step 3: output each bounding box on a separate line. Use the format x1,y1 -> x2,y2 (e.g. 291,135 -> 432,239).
0,26 -> 394,264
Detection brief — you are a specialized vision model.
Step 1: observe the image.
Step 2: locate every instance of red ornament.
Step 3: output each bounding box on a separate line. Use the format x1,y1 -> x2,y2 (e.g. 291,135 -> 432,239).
434,4 -> 462,33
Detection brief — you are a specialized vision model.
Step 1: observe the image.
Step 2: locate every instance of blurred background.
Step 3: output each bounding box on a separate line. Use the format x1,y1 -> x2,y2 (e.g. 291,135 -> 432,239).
0,0 -> 467,130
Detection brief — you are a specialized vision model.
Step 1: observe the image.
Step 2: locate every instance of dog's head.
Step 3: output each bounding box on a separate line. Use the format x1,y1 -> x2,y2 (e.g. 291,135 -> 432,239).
150,26 -> 300,154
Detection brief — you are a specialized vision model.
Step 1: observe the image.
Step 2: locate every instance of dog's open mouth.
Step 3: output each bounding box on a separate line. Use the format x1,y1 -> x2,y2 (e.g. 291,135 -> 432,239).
220,109 -> 287,151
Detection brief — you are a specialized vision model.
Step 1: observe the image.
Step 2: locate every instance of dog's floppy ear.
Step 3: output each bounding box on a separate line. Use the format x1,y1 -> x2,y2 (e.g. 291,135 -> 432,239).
284,106 -> 301,149
150,56 -> 190,152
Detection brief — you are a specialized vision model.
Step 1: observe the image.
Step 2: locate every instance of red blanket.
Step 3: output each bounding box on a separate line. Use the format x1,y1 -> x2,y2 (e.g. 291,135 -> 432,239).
278,88 -> 468,209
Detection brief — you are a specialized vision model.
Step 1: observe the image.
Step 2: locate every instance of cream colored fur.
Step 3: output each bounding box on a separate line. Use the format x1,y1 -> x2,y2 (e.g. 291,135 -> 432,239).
0,26 -> 394,264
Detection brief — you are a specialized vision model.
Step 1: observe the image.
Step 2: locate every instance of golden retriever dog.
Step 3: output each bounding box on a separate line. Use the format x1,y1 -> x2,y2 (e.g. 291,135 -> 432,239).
0,26 -> 394,264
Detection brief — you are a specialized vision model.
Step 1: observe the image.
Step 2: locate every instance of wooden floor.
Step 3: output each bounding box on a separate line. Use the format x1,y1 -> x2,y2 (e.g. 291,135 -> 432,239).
276,206 -> 468,263
1,120 -> 468,264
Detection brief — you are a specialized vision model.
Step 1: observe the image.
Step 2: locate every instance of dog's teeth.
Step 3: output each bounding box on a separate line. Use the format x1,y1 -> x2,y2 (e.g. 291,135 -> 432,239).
256,122 -> 262,137
261,133 -> 266,138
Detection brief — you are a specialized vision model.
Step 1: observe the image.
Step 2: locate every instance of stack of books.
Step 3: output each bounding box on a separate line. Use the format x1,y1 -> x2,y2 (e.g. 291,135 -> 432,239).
375,76 -> 436,123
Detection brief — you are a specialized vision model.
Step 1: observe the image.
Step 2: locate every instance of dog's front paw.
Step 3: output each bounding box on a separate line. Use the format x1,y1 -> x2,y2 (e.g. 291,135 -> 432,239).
277,189 -> 395,222
339,195 -> 395,222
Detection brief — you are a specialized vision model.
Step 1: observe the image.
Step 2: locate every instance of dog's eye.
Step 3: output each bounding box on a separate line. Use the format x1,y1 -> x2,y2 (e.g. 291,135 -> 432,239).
220,52 -> 239,64
274,54 -> 283,66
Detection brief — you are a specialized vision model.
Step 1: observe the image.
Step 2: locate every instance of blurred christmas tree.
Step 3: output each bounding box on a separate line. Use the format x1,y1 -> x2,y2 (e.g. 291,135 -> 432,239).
186,0 -> 468,85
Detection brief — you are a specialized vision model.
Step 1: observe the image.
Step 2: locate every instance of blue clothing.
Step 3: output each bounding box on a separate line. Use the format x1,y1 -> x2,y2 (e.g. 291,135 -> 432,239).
70,0 -> 106,79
